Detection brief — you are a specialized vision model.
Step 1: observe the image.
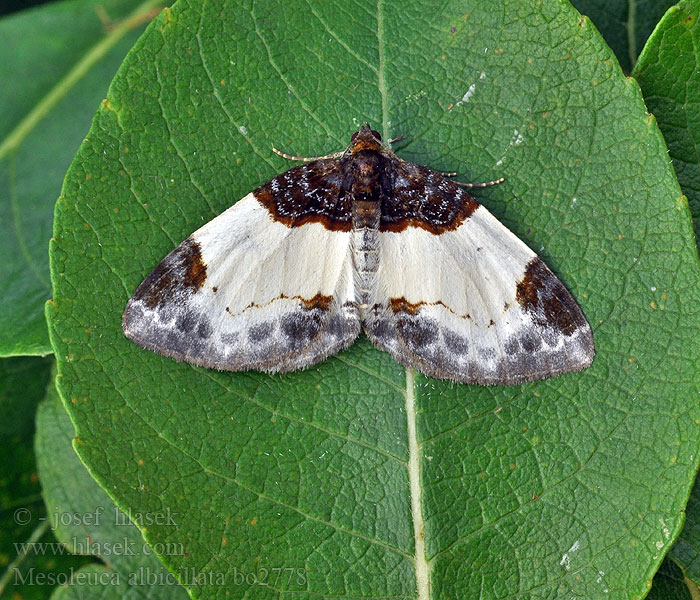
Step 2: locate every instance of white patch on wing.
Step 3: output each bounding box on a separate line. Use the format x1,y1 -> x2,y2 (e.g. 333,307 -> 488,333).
363,205 -> 594,384
123,193 -> 360,372
195,195 -> 351,312
376,206 -> 532,321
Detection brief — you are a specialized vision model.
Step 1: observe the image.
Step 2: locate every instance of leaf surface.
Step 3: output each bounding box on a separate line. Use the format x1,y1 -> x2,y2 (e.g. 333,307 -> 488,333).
48,0 -> 700,597
35,376 -> 189,599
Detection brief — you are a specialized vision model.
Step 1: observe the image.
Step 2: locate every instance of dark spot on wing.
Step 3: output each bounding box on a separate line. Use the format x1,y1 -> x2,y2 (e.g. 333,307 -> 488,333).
183,242 -> 207,289
390,297 -> 421,315
280,312 -> 322,349
197,319 -> 212,340
504,336 -> 519,356
397,316 -> 439,349
477,347 -> 496,361
248,321 -> 274,344
140,272 -> 173,310
300,293 -> 333,311
516,257 -> 588,336
444,330 -> 469,355
176,309 -> 197,333
221,332 -> 240,346
326,314 -> 348,338
133,237 -> 207,310
368,311 -> 393,341
520,331 -> 541,352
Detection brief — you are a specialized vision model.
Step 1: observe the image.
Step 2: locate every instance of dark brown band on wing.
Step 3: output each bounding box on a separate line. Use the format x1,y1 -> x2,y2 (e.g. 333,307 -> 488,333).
256,145 -> 480,234
254,160 -> 353,231
516,257 -> 588,336
300,292 -> 333,311
388,296 -> 473,322
379,161 -> 479,234
228,293 -> 334,317
390,297 -> 422,315
132,237 -> 207,310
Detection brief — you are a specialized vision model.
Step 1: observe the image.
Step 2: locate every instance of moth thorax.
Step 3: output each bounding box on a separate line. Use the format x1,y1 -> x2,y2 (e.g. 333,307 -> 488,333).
350,151 -> 383,200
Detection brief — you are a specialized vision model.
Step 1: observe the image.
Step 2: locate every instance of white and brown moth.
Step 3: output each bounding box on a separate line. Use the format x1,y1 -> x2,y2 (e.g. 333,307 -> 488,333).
123,123 -> 594,385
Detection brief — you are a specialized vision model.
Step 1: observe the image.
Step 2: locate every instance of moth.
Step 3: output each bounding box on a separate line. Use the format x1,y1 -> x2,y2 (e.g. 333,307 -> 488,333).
123,123 -> 594,384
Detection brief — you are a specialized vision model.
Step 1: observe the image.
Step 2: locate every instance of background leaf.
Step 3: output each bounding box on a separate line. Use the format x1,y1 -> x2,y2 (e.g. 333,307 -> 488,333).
647,559 -> 699,600
570,0 -> 677,72
669,479 -> 700,585
35,373 -> 189,599
633,0 -> 700,247
0,357 -> 93,600
47,0 -> 700,597
0,0 -> 161,356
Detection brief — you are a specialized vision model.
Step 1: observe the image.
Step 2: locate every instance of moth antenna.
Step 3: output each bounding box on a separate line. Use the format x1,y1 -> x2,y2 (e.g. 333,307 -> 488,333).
453,177 -> 505,188
388,135 -> 405,144
272,147 -> 345,162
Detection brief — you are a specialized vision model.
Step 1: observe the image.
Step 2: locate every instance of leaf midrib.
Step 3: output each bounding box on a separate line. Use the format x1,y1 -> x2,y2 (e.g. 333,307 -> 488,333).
0,0 -> 164,161
377,0 -> 390,142
375,2 -> 427,596
405,368 -> 430,599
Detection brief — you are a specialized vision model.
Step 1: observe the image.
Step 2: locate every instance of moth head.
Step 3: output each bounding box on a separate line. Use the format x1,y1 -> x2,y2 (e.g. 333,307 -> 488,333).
349,123 -> 383,153
352,122 -> 382,142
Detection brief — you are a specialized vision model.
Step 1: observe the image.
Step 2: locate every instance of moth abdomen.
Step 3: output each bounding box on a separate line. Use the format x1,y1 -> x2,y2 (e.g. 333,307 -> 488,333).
351,199 -> 381,310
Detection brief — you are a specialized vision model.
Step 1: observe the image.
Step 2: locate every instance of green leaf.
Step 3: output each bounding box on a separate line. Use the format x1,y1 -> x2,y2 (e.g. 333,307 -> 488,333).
35,372 -> 189,599
570,0 -> 677,72
633,0 -> 700,247
0,357 -> 92,600
670,478 -> 700,584
647,559 -> 698,600
47,0 -> 700,597
0,0 -> 162,356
